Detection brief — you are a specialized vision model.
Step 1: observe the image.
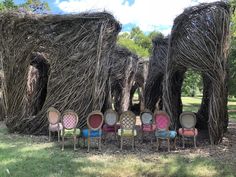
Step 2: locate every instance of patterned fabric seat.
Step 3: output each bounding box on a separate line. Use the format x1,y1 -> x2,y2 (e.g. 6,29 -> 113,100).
82,129 -> 102,137
118,111 -> 137,150
118,129 -> 137,136
62,129 -> 81,136
61,110 -> 79,151
155,130 -> 177,139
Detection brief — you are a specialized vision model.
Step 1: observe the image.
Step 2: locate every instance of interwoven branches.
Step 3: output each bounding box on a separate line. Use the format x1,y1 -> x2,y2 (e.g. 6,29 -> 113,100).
0,11 -> 121,134
145,36 -> 169,112
163,2 -> 231,144
109,45 -> 139,114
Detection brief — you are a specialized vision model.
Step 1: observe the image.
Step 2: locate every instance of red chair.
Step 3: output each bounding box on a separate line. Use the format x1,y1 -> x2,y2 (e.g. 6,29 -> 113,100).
102,109 -> 119,142
61,110 -> 80,151
47,107 -> 63,142
140,109 -> 155,143
82,111 -> 104,152
178,112 -> 198,148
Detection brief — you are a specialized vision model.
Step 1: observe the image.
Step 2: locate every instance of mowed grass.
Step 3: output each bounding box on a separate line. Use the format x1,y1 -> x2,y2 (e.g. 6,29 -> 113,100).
182,96 -> 236,120
0,97 -> 236,177
0,125 -> 235,177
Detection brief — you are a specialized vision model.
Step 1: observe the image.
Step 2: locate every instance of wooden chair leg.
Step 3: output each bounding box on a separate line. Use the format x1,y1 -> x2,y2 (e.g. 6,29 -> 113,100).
99,137 -> 102,151
87,137 -> 90,152
182,136 -> 185,148
156,138 -> 159,151
57,131 -> 60,142
194,136 -> 197,148
132,137 -> 134,150
73,135 -> 77,151
120,136 -> 123,150
167,138 -> 170,152
174,137 -> 177,149
141,131 -> 144,143
62,135 -> 64,151
83,138 -> 86,147
49,131 -> 51,142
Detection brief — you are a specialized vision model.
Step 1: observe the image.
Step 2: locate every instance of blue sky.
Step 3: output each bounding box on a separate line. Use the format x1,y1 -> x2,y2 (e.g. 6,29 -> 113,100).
14,0 -> 218,35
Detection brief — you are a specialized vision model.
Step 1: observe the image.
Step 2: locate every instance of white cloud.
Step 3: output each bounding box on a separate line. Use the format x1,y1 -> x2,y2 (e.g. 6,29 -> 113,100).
56,0 -> 219,35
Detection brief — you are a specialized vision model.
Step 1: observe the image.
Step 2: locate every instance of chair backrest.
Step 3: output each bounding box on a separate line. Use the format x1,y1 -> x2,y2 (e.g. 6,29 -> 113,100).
120,111 -> 136,129
47,107 -> 61,125
87,111 -> 104,130
62,110 -> 78,130
104,109 -> 118,126
179,112 -> 196,129
140,109 -> 153,125
154,111 -> 170,130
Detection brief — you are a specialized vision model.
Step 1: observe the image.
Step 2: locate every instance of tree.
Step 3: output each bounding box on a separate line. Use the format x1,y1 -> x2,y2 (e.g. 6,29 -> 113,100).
0,0 -> 50,14
118,27 -> 164,57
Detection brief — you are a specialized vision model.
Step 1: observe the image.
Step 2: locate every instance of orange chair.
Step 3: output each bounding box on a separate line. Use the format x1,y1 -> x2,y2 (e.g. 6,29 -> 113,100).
178,112 -> 198,148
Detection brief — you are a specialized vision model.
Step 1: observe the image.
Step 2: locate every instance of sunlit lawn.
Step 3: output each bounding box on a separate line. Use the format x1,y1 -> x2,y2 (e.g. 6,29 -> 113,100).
182,96 -> 236,120
0,97 -> 236,177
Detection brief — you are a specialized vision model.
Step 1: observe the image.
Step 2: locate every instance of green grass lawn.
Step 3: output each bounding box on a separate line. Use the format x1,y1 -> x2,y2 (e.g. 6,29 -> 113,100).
182,96 -> 236,120
0,97 -> 236,177
0,125 -> 235,177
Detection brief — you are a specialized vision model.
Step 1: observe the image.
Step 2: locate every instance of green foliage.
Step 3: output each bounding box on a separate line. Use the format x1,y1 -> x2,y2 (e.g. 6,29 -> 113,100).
118,27 -> 163,57
19,0 -> 50,14
0,0 -> 17,11
182,70 -> 202,97
0,0 -> 50,13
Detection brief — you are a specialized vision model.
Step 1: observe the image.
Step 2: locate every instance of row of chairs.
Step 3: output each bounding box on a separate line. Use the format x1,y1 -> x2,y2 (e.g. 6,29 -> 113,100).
140,109 -> 198,151
47,107 -> 198,152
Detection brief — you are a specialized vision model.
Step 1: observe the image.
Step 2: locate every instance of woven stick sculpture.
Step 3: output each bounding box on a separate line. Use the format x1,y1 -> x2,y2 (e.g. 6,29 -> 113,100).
163,2 -> 231,144
108,45 -> 139,114
144,36 -> 169,112
0,12 -> 121,134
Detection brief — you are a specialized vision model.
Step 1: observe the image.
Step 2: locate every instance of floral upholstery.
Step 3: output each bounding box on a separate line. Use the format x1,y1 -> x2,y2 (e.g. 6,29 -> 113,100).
178,128 -> 198,137
62,129 -> 81,136
155,130 -> 177,139
118,129 -> 137,136
82,129 -> 102,138
49,123 -> 63,132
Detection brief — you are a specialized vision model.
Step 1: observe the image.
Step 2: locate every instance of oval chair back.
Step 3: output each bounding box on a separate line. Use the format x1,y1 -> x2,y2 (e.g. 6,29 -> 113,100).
87,111 -> 104,130
104,109 -> 118,126
179,112 -> 196,129
120,111 -> 136,129
62,110 -> 78,130
140,109 -> 153,125
154,111 -> 170,131
47,107 -> 61,125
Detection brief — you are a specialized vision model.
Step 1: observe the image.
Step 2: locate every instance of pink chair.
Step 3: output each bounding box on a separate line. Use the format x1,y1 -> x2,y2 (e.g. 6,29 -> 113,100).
47,107 -> 63,142
154,111 -> 177,151
61,110 -> 80,151
82,111 -> 104,152
140,109 -> 155,143
102,109 -> 119,142
178,112 -> 198,148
